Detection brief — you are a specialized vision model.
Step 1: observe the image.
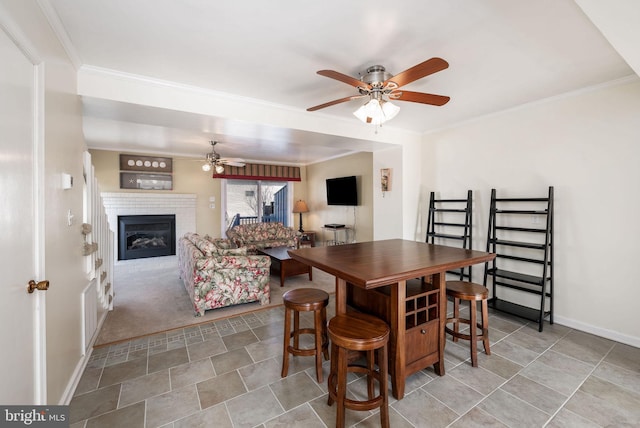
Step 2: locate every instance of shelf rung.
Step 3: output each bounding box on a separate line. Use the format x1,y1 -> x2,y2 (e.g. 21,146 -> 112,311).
495,254 -> 546,264
494,280 -> 543,295
488,298 -> 550,324
495,209 -> 548,215
495,226 -> 548,233
428,233 -> 465,240
495,197 -> 550,203
488,268 -> 545,286
434,198 -> 468,203
491,239 -> 546,250
431,208 -> 468,213
433,222 -> 466,227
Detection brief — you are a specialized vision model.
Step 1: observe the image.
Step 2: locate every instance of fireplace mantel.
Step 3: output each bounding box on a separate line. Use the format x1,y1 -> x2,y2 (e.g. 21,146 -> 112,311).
102,192 -> 196,262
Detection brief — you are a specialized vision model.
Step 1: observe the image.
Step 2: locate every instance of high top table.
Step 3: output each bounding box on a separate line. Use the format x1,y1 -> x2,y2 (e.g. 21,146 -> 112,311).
289,239 -> 495,399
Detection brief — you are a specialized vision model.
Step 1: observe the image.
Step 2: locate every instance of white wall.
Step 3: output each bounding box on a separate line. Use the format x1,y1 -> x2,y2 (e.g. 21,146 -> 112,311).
373,146 -> 403,240
306,152 -> 373,244
420,78 -> 640,346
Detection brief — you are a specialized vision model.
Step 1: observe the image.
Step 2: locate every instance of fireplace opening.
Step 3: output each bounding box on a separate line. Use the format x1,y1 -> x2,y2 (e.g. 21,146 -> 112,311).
118,214 -> 176,260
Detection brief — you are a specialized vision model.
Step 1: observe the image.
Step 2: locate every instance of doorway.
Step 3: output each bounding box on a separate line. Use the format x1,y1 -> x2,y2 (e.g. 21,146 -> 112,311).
224,179 -> 292,230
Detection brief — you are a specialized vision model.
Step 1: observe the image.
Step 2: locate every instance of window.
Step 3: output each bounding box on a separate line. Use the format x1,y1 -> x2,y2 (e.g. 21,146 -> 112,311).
223,179 -> 292,231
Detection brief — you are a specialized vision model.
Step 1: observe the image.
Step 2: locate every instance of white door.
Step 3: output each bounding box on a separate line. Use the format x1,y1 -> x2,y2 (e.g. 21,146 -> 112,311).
0,24 -> 46,404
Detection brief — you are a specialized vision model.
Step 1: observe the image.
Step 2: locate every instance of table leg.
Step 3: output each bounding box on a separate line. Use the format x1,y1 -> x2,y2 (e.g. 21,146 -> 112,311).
335,277 -> 347,315
433,272 -> 446,376
280,266 -> 285,287
389,281 -> 407,399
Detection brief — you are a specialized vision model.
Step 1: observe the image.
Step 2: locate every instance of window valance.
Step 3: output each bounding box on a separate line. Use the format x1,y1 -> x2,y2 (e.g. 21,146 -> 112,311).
213,163 -> 301,181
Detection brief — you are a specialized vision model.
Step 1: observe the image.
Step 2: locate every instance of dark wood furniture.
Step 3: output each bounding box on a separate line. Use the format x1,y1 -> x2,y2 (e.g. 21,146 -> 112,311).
298,231 -> 316,248
281,288 -> 329,383
288,239 -> 495,399
426,190 -> 473,281
327,312 -> 390,428
484,187 -> 554,331
445,280 -> 490,367
257,246 -> 312,287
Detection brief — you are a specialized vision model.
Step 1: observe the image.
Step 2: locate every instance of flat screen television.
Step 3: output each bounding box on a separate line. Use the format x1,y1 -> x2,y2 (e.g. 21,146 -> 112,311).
326,176 -> 358,206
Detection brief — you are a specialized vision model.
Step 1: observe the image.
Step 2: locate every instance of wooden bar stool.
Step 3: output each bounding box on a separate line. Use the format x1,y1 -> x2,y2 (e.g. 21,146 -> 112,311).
445,280 -> 490,367
281,288 -> 330,383
327,312 -> 390,428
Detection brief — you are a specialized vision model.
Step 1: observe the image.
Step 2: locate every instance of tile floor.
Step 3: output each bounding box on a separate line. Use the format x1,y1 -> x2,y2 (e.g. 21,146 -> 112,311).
69,298 -> 640,427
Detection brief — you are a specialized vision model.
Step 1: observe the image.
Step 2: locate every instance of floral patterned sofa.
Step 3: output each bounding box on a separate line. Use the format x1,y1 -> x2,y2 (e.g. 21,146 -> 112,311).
178,232 -> 271,316
226,222 -> 299,252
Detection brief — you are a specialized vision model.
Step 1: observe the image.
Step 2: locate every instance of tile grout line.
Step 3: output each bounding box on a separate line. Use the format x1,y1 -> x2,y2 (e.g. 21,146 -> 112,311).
541,342 -> 617,427
445,320 -> 570,427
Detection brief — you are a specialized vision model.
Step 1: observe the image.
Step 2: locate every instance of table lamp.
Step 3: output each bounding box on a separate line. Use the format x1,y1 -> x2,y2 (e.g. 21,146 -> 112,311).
292,200 -> 309,233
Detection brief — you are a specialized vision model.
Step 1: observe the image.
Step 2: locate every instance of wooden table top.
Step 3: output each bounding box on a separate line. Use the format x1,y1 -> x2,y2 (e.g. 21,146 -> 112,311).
288,239 -> 495,289
257,246 -> 296,261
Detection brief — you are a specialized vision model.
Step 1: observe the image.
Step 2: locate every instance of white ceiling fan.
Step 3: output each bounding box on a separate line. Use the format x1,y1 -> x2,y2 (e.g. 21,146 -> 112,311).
201,140 -> 246,173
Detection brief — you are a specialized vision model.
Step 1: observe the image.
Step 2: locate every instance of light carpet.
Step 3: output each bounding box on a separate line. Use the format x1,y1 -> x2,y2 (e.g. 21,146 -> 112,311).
94,255 -> 335,347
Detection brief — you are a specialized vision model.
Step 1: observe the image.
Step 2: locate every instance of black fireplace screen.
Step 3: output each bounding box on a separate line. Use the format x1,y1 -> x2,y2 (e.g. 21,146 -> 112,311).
118,214 -> 176,260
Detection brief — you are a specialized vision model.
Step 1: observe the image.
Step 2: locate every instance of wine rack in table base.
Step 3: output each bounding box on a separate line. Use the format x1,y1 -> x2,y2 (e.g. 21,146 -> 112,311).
346,279 -> 440,389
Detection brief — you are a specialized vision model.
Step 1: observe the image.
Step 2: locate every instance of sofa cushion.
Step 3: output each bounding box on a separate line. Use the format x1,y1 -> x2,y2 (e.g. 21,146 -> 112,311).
193,236 -> 217,257
227,222 -> 297,249
205,237 -> 246,256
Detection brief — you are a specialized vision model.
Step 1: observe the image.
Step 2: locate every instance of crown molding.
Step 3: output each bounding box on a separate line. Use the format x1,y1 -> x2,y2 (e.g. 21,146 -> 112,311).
37,0 -> 82,69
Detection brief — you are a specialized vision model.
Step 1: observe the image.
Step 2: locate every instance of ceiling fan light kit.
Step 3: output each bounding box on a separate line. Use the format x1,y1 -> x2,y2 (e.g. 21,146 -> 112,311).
353,98 -> 400,125
308,58 -> 450,126
201,140 -> 245,173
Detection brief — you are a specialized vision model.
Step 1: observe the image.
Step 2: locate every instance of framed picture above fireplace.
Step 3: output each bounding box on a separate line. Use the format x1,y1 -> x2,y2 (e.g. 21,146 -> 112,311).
120,172 -> 173,190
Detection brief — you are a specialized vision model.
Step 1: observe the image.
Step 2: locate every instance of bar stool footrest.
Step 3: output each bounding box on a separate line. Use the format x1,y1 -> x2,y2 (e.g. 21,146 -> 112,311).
445,318 -> 487,342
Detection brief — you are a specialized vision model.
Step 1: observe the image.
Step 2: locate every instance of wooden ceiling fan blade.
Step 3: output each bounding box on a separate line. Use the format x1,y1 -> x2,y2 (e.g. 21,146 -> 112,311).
307,95 -> 367,112
384,57 -> 449,88
317,70 -> 372,90
389,90 -> 450,106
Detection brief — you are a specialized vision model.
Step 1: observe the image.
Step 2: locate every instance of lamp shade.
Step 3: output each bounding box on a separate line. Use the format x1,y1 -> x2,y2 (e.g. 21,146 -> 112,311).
215,164 -> 225,174
293,200 -> 309,213
202,163 -> 212,172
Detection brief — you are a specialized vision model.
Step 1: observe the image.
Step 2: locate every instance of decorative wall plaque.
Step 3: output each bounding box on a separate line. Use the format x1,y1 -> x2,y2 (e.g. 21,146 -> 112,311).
120,172 -> 173,190
120,154 -> 173,173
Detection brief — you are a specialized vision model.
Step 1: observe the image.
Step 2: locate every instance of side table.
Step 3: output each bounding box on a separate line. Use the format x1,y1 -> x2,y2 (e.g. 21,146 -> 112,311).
321,226 -> 352,246
298,231 -> 316,248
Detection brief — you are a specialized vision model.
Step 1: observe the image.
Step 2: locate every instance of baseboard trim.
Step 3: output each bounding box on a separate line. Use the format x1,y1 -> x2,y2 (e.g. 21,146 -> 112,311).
59,309 -> 109,404
554,315 -> 640,348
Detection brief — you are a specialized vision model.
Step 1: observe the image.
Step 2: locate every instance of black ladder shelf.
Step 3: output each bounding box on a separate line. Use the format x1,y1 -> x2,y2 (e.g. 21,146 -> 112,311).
483,187 -> 554,332
426,190 -> 473,281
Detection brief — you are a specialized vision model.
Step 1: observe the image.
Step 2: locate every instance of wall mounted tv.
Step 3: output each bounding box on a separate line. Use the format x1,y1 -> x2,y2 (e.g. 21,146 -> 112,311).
326,175 -> 358,206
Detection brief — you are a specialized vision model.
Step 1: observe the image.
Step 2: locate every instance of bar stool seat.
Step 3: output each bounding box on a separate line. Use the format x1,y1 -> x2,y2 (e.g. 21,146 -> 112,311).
327,312 -> 390,428
445,280 -> 490,367
281,288 -> 330,383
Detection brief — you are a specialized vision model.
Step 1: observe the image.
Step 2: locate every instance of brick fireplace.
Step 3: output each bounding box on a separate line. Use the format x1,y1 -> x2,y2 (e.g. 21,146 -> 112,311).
102,193 -> 196,262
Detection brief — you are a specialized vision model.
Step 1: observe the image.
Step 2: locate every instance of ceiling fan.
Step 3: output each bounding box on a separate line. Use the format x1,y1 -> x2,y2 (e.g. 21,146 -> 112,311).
307,57 -> 450,125
201,140 -> 246,173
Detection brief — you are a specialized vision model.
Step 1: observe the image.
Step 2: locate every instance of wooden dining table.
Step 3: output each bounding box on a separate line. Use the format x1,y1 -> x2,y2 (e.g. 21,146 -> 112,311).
288,239 -> 495,399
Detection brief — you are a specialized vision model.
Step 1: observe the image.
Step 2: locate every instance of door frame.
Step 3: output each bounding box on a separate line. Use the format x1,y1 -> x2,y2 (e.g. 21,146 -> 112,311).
220,179 -> 294,235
